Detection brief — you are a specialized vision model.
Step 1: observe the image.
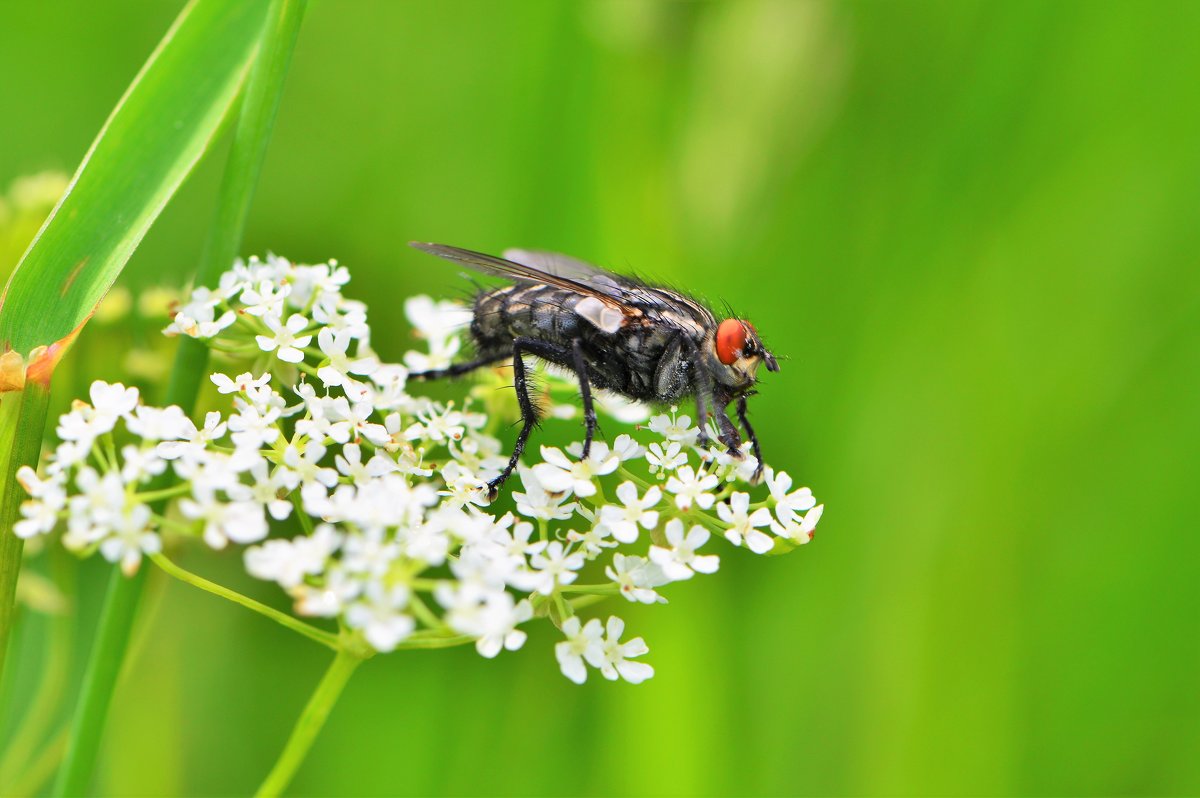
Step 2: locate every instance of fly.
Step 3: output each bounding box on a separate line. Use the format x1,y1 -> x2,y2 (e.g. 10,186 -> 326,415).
407,242 -> 780,497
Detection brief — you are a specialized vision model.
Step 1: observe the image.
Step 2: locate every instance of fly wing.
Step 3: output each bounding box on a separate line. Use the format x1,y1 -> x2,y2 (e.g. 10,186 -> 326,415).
410,242 -> 639,333
501,248 -> 616,282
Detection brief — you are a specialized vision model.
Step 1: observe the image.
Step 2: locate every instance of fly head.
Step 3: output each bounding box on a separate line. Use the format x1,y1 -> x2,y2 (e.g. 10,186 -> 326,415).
707,317 -> 778,400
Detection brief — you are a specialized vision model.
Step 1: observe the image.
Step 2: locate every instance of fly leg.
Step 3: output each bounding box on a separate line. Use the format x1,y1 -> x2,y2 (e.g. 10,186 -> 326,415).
736,394 -> 765,483
571,338 -> 598,458
408,354 -> 503,381
715,405 -> 742,456
487,336 -> 572,499
682,337 -> 714,447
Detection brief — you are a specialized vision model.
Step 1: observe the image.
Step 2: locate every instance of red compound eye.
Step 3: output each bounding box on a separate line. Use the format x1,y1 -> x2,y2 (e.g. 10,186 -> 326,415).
716,318 -> 747,365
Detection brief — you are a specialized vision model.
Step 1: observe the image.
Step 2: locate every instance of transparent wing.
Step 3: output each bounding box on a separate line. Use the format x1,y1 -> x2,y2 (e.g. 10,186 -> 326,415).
409,241 -> 641,312
502,248 -> 611,281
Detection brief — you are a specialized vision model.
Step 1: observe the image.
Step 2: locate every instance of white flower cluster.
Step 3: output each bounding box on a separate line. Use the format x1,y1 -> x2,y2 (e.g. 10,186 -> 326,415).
15,254 -> 823,685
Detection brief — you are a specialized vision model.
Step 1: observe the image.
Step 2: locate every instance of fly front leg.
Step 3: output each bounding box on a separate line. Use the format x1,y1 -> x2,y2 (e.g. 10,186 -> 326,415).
736,394 -> 765,483
487,336 -> 572,499
571,338 -> 598,458
715,405 -> 742,456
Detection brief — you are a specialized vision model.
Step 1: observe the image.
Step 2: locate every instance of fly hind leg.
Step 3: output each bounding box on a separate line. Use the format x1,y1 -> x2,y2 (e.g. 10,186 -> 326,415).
487,337 -> 573,498
571,339 -> 598,458
408,353 -> 502,382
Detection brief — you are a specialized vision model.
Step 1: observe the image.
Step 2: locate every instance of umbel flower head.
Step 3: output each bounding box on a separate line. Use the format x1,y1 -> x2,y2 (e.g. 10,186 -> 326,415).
15,253 -> 824,684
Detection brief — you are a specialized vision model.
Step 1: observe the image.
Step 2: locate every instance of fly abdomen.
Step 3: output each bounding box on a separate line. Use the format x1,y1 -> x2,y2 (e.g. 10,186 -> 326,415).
471,284 -> 582,352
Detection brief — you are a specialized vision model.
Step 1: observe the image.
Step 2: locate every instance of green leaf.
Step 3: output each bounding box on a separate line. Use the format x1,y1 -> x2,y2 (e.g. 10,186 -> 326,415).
0,0 -> 272,360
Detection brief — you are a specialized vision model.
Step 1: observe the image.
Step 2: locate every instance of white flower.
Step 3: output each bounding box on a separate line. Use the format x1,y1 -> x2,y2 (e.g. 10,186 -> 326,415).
56,381 -> 139,446
592,616 -> 654,684
157,411 -> 227,462
522,541 -> 585,595
566,523 -> 617,559
64,468 -> 126,549
14,467 -> 66,539
180,497 -> 268,549
245,460 -> 300,520
240,279 -> 290,318
772,503 -> 823,544
255,313 -> 312,363
702,442 -> 760,483
512,468 -> 577,521
438,461 -> 488,508
664,466 -> 719,511
404,295 -> 472,346
210,371 -> 271,396
345,582 -> 414,652
717,492 -> 774,554
119,444 -> 167,483
646,441 -> 687,474
555,616 -> 604,684
595,393 -> 652,424
164,288 -> 235,338
648,411 -> 700,445
334,443 -> 396,482
227,402 -> 281,450
292,261 -> 351,309
316,327 -> 378,388
604,553 -> 668,604
404,403 -> 467,443
439,585 -> 533,658
245,525 -> 341,588
326,397 -> 389,445
340,527 -> 400,579
597,481 -> 661,544
90,380 -> 140,418
125,404 -> 191,441
97,505 -> 160,576
649,519 -> 719,581
610,433 -> 645,461
292,567 -> 360,617
766,469 -> 817,525
282,441 -> 339,488
531,443 -> 618,498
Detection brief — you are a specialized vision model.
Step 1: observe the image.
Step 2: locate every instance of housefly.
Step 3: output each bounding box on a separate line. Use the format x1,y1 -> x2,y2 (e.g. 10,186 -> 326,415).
408,242 -> 780,497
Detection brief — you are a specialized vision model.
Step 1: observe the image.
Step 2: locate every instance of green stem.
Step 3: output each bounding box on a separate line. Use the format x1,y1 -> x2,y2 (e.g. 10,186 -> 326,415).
255,648 -> 362,798
150,552 -> 337,650
53,567 -> 147,797
559,583 -> 620,595
168,0 -> 308,409
396,632 -> 475,650
7,725 -> 68,798
0,379 -> 52,689
133,483 -> 192,504
54,1 -> 309,793
0,547 -> 74,788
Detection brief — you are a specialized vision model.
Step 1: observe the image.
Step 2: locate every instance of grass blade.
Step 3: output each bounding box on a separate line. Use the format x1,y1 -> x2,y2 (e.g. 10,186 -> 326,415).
0,0 -> 270,359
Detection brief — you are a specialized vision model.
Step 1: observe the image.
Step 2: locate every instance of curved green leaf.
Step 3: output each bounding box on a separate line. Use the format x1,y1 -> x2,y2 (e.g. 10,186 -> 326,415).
0,0 -> 271,359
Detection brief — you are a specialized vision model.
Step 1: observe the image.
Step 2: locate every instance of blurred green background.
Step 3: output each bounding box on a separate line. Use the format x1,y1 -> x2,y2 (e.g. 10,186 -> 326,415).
3,0 -> 1200,795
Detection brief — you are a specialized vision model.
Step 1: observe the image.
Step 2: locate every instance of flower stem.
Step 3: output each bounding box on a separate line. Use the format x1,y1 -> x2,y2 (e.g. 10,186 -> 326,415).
149,552 -> 337,650
52,567 -> 147,797
255,648 -> 362,798
134,483 -> 192,504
